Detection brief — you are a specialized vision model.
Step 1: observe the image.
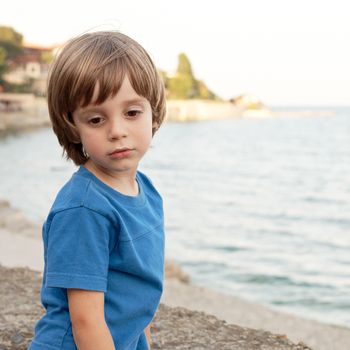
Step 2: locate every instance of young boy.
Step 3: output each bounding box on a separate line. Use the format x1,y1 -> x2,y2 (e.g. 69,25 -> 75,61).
29,31 -> 166,350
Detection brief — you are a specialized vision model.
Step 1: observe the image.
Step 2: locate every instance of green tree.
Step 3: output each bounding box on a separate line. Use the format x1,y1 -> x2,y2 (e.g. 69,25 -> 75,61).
167,75 -> 191,99
197,80 -> 217,100
167,53 -> 200,99
41,50 -> 54,64
0,26 -> 23,44
166,52 -> 217,99
0,26 -> 23,59
0,46 -> 7,86
0,26 -> 24,85
177,53 -> 194,76
0,26 -> 25,90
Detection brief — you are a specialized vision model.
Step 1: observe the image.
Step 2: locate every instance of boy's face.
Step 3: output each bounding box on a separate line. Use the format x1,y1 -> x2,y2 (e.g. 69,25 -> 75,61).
72,76 -> 155,181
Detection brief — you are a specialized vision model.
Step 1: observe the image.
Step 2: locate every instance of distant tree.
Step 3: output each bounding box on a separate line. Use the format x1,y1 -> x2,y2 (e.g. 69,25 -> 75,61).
0,26 -> 23,45
177,53 -> 194,76
0,26 -> 24,86
197,80 -> 217,100
41,50 -> 54,64
167,75 -> 192,99
0,26 -> 23,59
166,52 -> 217,100
167,53 -> 199,99
0,46 -> 7,85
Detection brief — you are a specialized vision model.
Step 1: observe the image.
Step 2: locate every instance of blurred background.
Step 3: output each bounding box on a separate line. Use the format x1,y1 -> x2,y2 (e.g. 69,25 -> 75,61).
0,0 -> 349,329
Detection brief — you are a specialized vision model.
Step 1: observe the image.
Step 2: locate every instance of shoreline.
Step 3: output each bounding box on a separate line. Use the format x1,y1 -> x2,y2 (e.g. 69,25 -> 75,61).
0,94 -> 338,138
1,199 -> 349,349
161,279 -> 350,350
0,95 -> 51,136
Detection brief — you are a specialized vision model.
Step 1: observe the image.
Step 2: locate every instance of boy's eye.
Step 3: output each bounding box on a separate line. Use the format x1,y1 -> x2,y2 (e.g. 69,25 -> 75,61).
88,116 -> 104,125
126,110 -> 142,118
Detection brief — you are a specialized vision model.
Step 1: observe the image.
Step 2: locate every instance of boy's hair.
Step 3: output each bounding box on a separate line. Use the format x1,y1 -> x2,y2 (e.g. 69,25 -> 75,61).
47,31 -> 166,165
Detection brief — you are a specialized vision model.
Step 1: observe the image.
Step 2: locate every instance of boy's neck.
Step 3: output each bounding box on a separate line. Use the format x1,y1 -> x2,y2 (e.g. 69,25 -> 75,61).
84,160 -> 139,197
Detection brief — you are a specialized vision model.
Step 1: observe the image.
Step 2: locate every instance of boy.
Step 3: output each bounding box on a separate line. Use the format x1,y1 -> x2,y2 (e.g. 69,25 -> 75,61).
29,31 -> 166,350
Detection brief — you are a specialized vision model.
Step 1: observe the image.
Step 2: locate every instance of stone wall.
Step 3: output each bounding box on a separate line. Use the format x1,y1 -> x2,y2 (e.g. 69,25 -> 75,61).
166,100 -> 242,122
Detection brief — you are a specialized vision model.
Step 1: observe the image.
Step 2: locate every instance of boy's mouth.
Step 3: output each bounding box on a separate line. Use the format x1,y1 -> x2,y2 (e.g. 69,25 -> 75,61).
108,148 -> 133,158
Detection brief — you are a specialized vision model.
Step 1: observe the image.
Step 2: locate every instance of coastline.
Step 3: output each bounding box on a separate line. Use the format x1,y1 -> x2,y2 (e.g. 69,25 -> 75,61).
0,94 -> 337,138
166,99 -> 242,121
161,279 -> 350,350
0,97 -> 242,134
0,95 -> 50,136
1,199 -> 349,349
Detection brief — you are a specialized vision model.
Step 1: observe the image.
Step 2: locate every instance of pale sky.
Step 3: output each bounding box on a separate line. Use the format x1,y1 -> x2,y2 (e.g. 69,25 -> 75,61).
1,0 -> 349,106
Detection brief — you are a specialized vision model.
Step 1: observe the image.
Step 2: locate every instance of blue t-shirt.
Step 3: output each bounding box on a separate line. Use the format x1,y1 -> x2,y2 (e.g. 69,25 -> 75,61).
29,166 -> 165,350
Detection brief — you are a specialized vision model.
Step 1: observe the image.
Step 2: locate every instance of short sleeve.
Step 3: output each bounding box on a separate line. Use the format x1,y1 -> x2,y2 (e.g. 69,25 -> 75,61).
45,207 -> 111,292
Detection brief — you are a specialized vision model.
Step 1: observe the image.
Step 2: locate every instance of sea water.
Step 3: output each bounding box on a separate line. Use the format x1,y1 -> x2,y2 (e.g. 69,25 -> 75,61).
0,107 -> 349,328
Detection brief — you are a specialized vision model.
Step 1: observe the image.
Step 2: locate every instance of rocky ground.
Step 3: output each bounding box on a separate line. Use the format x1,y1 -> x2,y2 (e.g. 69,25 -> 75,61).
0,265 -> 311,350
2,196 -> 349,349
0,199 -> 312,348
1,196 -> 350,349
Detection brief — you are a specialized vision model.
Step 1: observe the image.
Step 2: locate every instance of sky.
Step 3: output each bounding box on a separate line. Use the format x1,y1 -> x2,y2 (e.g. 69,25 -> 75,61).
1,0 -> 349,106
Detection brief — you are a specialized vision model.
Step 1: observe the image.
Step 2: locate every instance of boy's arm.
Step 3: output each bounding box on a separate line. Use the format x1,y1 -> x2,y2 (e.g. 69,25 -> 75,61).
145,322 -> 151,349
67,289 -> 116,350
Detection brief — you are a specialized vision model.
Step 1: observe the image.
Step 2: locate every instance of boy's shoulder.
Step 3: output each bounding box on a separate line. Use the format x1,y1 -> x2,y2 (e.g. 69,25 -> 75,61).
48,166 -> 162,220
136,169 -> 153,188
49,166 -> 111,217
137,170 -> 163,202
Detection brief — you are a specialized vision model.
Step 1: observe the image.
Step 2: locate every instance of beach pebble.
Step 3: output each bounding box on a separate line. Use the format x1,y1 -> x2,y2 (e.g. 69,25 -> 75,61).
0,265 -> 312,350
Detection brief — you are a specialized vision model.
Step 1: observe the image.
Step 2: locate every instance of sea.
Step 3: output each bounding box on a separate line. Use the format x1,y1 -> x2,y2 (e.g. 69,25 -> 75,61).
0,106 -> 349,328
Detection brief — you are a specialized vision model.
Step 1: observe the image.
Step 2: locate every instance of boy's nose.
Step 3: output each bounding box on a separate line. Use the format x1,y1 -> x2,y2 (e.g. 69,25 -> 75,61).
108,117 -> 127,140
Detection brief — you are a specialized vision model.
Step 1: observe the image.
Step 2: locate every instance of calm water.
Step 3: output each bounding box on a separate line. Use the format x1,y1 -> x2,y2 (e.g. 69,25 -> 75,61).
1,108 -> 349,327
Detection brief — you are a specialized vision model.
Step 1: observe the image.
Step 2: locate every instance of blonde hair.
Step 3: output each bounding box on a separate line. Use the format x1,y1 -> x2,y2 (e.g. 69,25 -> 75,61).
47,31 -> 166,165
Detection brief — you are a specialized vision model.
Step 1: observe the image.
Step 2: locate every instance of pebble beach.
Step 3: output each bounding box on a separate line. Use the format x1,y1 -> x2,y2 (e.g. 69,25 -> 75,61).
1,199 -> 350,349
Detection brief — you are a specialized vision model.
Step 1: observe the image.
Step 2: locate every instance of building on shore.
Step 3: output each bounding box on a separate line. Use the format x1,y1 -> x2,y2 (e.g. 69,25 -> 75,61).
3,43 -> 55,96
